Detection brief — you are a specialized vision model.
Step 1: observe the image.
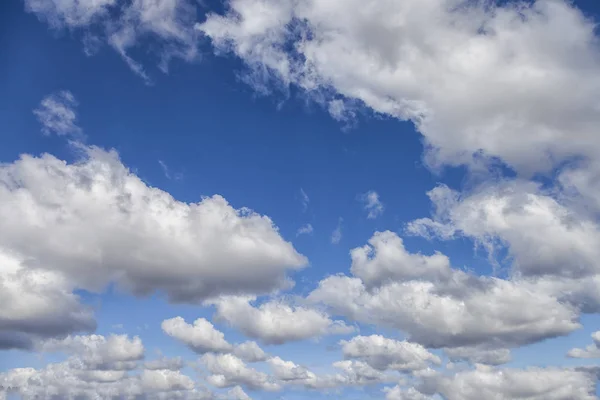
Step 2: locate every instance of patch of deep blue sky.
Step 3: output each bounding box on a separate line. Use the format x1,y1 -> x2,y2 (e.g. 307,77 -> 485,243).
1,0 -> 600,389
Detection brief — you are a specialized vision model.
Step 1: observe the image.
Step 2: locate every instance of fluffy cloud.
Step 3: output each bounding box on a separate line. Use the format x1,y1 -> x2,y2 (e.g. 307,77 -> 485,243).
0,145 -> 306,303
309,231 -> 580,349
0,362 -> 203,399
408,182 -> 600,280
443,346 -> 511,366
425,365 -> 599,400
0,250 -> 95,350
350,231 -> 451,288
341,335 -> 441,372
33,90 -> 82,137
359,191 -> 384,219
200,353 -> 280,391
40,334 -> 144,370
199,0 -> 600,174
162,317 -> 233,354
233,341 -> 268,363
209,296 -> 354,344
568,331 -> 600,359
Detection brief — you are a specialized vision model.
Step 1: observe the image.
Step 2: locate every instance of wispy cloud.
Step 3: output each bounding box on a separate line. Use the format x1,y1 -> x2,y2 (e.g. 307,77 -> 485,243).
296,223 -> 314,236
331,218 -> 343,244
300,188 -> 310,212
359,191 -> 384,219
33,90 -> 83,138
158,160 -> 183,181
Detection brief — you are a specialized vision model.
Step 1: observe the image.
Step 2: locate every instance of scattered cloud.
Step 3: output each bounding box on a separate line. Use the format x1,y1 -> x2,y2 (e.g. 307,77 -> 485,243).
209,296 -> 355,345
33,90 -> 82,137
296,223 -> 313,236
568,331 -> 600,359
161,317 -> 233,354
331,217 -> 343,244
158,160 -> 183,181
359,191 -> 384,219
299,188 -> 309,211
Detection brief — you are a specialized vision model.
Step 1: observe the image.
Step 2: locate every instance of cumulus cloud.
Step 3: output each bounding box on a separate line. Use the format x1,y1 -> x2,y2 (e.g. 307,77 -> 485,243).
568,331 -> 600,359
233,341 -> 268,363
425,365 -> 599,400
40,334 -> 144,370
33,90 -> 82,137
161,317 -> 233,354
359,191 -> 384,219
209,296 -> 354,345
200,353 -> 280,391
199,0 -> 600,175
0,145 -> 306,303
0,362 -> 202,400
0,250 -> 95,350
309,231 -> 580,350
340,335 -> 441,372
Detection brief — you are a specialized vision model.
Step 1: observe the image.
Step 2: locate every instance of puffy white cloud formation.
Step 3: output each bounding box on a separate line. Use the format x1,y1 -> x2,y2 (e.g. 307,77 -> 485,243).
209,296 -> 354,344
568,331 -> 600,359
443,346 -> 511,366
424,365 -> 599,400
233,341 -> 268,363
200,353 -> 280,391
162,317 -> 233,354
199,0 -> 600,174
0,140 -> 305,348
40,334 -> 144,370
340,335 -> 441,371
0,250 -> 95,349
309,231 -> 580,349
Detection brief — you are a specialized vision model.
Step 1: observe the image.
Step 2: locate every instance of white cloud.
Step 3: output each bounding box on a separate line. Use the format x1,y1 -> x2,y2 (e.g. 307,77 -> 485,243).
233,341 -> 268,363
309,231 -> 580,350
0,145 -> 306,303
0,250 -> 95,350
144,356 -> 184,371
25,0 -> 199,80
201,353 -> 280,391
25,0 -> 115,29
39,334 -> 144,370
331,217 -> 343,244
350,231 -> 451,288
296,223 -> 313,236
209,296 -> 354,345
568,331 -> 600,359
33,90 -> 82,137
340,335 -> 441,372
443,346 -> 511,366
199,0 -> 600,175
359,191 -> 384,219
300,188 -> 309,211
385,386 -> 435,400
161,317 -> 233,354
426,365 -> 599,400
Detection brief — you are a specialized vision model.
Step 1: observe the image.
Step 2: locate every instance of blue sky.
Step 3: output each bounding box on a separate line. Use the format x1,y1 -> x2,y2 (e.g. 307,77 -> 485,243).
1,0 -> 600,399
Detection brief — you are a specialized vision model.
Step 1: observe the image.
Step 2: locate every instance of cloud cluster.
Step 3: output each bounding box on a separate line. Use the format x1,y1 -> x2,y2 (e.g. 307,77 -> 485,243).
208,296 -> 354,345
199,0 -> 600,174
0,94 -> 307,350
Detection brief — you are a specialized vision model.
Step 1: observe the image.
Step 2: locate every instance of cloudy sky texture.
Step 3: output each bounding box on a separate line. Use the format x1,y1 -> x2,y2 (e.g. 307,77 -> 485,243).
1,0 -> 600,398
